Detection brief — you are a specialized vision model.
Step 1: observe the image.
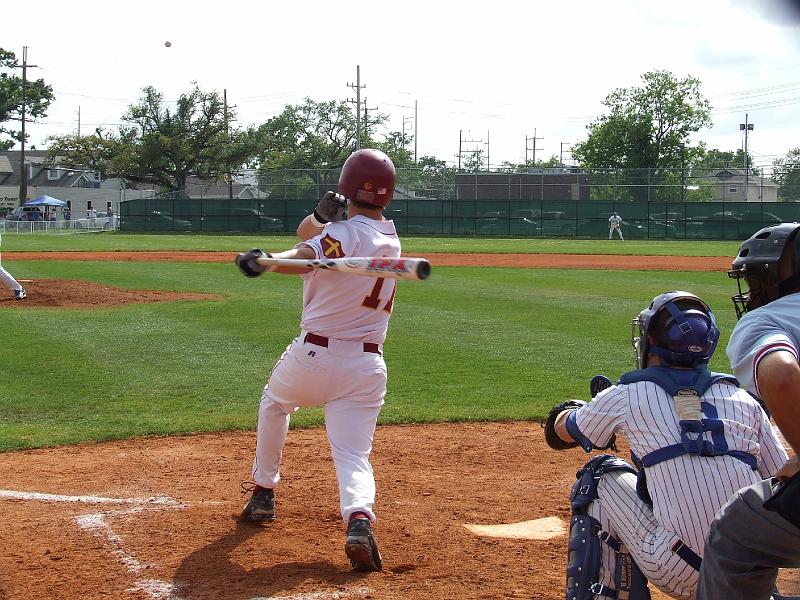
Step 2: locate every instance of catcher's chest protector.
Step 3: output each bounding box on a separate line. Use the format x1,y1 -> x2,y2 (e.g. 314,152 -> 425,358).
566,455 -> 651,600
617,367 -> 756,471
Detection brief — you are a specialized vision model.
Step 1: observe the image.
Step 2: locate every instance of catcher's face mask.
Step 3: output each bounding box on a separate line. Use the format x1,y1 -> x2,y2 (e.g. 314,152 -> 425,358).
729,223 -> 800,319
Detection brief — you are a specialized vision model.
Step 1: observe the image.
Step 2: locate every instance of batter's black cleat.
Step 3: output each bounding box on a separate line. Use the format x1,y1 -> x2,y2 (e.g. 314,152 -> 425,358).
345,517 -> 382,572
240,483 -> 276,522
590,374 -> 613,398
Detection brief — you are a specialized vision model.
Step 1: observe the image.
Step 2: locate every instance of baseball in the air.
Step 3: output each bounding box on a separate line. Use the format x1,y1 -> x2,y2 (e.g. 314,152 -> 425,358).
165,41 -> 172,47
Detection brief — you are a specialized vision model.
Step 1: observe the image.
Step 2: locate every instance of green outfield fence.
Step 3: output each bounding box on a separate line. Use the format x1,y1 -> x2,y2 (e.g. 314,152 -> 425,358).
119,167 -> 800,239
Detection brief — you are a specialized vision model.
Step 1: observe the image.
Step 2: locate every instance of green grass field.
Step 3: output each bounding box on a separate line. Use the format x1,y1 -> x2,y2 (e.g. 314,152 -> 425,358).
1,230 -> 743,256
0,232 -> 742,452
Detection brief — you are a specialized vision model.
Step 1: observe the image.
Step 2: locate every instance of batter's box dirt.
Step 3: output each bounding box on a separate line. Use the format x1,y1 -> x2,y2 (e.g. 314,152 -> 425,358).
0,279 -> 221,308
1,423 -> 795,599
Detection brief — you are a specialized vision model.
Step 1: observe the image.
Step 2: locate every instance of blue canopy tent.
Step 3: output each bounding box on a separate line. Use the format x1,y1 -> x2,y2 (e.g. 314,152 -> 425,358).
24,195 -> 68,207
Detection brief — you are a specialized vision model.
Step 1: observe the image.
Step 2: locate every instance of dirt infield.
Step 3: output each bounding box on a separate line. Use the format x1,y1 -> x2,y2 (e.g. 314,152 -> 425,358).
2,252 -> 796,599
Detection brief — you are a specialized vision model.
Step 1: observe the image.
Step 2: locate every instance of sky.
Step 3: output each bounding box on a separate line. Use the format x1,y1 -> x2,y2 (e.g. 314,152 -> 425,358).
4,0 -> 800,174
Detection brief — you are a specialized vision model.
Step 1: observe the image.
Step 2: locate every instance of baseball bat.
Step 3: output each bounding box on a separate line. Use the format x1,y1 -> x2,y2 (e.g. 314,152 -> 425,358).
254,256 -> 431,280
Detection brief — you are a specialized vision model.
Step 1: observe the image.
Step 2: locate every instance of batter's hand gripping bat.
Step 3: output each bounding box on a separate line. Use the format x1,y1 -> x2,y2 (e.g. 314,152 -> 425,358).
254,256 -> 431,281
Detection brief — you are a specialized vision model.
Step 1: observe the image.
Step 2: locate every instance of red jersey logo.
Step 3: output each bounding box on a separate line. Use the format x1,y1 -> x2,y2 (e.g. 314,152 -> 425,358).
321,234 -> 345,258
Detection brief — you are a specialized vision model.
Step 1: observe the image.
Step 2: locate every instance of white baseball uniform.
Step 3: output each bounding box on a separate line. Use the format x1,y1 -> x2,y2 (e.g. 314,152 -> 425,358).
571,375 -> 787,598
608,214 -> 624,240
0,234 -> 26,298
251,214 -> 400,524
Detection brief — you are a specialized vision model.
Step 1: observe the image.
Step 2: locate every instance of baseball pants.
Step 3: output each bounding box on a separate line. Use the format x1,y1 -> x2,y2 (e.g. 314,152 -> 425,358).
251,332 -> 387,524
697,479 -> 800,600
592,471 -> 699,599
0,265 -> 24,294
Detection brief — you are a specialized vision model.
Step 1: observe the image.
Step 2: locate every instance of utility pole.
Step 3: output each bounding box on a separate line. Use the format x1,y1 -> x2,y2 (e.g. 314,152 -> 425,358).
458,130 -> 483,171
16,46 -> 39,205
362,97 -> 378,144
347,65 -> 366,150
458,130 -> 462,170
525,129 -> 543,166
77,105 -> 81,137
414,99 -> 418,164
740,113 -> 754,201
486,130 -> 490,172
560,142 -> 571,167
402,115 -> 414,153
679,143 -> 686,202
224,89 -> 237,201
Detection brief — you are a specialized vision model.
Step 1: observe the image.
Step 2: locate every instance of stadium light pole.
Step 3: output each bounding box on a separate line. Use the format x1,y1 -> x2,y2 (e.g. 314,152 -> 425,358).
740,114 -> 754,201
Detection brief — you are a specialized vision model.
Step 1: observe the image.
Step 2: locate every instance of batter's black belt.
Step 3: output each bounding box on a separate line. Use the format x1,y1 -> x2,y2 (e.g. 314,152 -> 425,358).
304,332 -> 381,355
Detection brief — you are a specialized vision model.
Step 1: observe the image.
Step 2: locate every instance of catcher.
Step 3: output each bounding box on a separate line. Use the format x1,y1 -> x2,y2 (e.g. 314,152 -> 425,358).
544,291 -> 787,599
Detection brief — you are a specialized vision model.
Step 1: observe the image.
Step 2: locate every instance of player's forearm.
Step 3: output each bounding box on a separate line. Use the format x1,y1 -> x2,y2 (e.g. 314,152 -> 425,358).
757,352 -> 800,455
297,214 -> 325,241
268,244 -> 317,275
554,410 -> 577,444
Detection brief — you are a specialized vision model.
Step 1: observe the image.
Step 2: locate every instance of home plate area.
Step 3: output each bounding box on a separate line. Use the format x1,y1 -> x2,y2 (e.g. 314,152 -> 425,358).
0,424 -> 797,599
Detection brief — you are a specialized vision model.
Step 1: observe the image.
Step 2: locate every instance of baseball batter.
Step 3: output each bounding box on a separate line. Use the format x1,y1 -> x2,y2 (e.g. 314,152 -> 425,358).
544,291 -> 787,599
698,223 -> 800,600
236,149 -> 399,573
608,212 -> 624,240
0,234 -> 26,300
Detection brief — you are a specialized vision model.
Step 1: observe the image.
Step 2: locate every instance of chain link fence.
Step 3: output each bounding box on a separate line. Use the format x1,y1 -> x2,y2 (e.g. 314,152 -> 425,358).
120,167 -> 800,239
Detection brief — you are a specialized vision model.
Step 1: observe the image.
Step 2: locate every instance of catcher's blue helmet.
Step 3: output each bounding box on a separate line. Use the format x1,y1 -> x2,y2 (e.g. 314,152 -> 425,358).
631,291 -> 720,369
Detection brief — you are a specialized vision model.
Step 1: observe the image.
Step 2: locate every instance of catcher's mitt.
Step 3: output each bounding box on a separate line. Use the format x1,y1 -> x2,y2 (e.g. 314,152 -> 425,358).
543,400 -> 586,450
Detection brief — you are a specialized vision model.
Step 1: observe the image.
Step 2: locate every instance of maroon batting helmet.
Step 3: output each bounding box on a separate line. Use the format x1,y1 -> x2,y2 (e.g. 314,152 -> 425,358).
338,149 -> 396,208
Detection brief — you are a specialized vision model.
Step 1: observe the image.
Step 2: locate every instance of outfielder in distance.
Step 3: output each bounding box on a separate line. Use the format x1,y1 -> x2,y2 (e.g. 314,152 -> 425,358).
698,223 -> 800,600
235,148 -> 405,572
608,211 -> 624,240
544,291 -> 787,599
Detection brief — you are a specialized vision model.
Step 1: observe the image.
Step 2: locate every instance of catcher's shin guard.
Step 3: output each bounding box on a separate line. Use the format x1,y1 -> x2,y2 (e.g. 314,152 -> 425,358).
566,455 -> 650,600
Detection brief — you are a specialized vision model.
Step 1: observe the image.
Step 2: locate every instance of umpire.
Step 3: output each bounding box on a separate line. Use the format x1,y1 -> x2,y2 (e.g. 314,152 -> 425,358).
698,223 -> 800,600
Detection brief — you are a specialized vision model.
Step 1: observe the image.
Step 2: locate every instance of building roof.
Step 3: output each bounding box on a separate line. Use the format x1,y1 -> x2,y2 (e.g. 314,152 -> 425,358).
0,150 -> 87,188
183,175 -> 263,198
707,167 -> 778,187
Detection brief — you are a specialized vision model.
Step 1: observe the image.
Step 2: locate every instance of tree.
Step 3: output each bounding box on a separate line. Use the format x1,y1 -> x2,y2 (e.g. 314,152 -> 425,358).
498,155 -> 562,172
255,98 -> 393,198
47,85 -> 260,194
572,70 -> 711,201
46,128 -> 124,180
375,131 -> 415,169
257,98 -> 387,181
0,48 -> 54,150
462,148 -> 485,173
693,148 -> 760,176
773,148 -> 800,202
395,155 -> 457,201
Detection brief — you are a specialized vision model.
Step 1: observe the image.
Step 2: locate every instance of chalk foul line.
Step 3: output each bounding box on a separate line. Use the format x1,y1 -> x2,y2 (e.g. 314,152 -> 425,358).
0,489 -> 183,506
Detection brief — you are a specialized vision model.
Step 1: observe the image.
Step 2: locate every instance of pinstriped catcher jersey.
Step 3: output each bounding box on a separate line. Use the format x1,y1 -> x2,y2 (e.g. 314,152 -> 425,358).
572,380 -> 787,558
299,215 -> 400,344
726,293 -> 800,398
